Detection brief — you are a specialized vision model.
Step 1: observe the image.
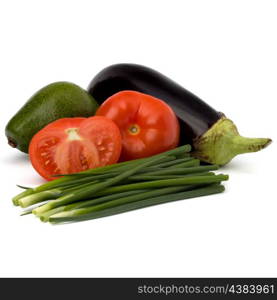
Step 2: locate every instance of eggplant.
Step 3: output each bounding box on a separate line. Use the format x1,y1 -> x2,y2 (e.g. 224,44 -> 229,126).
88,63 -> 271,165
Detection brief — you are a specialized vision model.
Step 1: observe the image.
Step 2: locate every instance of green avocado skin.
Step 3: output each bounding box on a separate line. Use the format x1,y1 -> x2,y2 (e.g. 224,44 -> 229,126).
5,81 -> 99,153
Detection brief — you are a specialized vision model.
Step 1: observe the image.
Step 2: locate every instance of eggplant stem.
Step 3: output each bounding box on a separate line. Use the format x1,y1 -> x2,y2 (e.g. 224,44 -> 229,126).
192,117 -> 272,165
231,135 -> 272,154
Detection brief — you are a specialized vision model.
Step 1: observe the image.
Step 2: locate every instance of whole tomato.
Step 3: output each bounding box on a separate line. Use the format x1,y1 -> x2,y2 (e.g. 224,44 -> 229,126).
96,91 -> 180,161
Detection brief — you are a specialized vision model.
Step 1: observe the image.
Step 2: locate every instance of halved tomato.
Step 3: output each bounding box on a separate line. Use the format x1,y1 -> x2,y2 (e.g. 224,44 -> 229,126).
29,116 -> 122,180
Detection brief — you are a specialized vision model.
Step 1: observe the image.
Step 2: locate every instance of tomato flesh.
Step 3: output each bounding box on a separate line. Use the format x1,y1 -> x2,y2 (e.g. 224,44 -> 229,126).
96,91 -> 180,161
29,116 -> 122,180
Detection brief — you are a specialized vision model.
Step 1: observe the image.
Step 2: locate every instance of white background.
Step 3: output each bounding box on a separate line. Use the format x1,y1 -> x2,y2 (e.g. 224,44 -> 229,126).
0,0 -> 276,277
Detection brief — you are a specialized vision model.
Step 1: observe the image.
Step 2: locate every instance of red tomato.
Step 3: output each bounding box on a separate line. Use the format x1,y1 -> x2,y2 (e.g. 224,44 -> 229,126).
96,91 -> 180,161
29,116 -> 122,180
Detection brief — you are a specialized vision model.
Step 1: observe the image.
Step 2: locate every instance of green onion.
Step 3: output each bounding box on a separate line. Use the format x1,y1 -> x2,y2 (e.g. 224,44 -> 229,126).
128,172 -> 215,181
47,185 -> 195,222
18,180 -> 100,208
33,154 -> 168,215
141,165 -> 219,176
169,159 -> 200,168
49,184 -> 225,223
54,156 -> 176,178
12,144 -> 228,224
143,157 -> 193,169
13,145 -> 191,206
92,174 -> 228,197
16,185 -> 31,190
39,189 -> 150,222
18,189 -> 62,208
13,189 -> 35,206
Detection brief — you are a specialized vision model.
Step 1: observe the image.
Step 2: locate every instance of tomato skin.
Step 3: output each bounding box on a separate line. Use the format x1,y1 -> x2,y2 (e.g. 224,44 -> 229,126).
96,91 -> 180,161
29,116 -> 122,180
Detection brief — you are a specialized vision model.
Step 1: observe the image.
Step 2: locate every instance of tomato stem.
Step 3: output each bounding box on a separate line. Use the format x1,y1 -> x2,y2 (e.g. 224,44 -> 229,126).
128,124 -> 140,135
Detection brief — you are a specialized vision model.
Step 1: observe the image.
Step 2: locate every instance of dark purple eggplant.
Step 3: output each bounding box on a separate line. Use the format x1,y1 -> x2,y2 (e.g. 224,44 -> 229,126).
88,63 -> 271,165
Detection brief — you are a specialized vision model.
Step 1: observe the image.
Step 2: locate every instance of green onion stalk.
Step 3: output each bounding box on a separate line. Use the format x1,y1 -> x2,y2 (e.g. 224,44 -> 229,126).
11,144 -> 229,224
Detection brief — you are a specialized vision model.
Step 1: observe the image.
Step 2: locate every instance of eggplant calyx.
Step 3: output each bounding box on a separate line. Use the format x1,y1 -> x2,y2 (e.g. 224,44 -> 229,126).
191,117 -> 272,165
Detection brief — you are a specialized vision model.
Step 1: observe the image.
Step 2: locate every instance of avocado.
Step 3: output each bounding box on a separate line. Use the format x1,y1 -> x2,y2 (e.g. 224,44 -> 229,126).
5,81 -> 99,153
